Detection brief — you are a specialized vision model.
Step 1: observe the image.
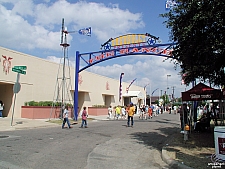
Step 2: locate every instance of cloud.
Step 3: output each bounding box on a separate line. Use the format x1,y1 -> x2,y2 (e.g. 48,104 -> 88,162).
0,1 -> 144,51
0,0 -> 189,98
46,55 -> 75,67
88,55 -> 187,97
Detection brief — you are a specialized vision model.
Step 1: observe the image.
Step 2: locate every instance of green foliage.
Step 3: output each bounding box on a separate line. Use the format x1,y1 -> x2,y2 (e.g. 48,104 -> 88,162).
92,105 -> 108,108
24,101 -> 72,107
161,0 -> 225,86
160,95 -> 169,104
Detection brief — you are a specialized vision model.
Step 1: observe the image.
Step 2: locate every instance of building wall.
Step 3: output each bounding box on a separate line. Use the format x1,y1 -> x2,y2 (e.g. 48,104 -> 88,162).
0,46 -> 145,118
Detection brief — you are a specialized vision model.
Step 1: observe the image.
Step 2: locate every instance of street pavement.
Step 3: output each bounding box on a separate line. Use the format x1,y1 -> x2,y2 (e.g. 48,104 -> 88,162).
0,114 -> 193,169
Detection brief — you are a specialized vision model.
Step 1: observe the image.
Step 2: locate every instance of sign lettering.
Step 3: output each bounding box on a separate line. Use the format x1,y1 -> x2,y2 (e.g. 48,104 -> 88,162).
89,47 -> 172,64
14,66 -> 27,70
12,67 -> 26,75
190,94 -> 212,99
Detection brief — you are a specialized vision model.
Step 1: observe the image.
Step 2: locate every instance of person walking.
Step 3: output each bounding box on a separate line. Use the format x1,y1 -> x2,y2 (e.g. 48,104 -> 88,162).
148,106 -> 153,119
0,100 -> 4,118
127,102 -> 135,127
121,106 -> 126,120
62,105 -> 72,129
108,105 -> 113,119
144,105 -> 149,120
80,106 -> 88,128
115,105 -> 121,120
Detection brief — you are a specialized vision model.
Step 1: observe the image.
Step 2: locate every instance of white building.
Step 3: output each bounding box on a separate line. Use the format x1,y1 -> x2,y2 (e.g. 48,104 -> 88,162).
0,46 -> 145,118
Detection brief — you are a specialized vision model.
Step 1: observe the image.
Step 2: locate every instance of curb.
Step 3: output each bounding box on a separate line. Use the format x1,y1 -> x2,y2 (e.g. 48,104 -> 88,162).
161,146 -> 194,169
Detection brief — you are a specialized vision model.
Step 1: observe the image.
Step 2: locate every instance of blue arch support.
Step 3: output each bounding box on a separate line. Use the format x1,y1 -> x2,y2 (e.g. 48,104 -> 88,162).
73,42 -> 176,120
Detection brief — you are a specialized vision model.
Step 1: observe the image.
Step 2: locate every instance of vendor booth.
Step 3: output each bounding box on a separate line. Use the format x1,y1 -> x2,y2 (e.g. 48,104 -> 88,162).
182,82 -> 222,102
181,82 -> 224,125
182,83 -> 225,161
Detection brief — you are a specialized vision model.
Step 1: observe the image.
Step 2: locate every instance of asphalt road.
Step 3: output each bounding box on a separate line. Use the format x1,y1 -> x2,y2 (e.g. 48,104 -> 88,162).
0,113 -> 181,169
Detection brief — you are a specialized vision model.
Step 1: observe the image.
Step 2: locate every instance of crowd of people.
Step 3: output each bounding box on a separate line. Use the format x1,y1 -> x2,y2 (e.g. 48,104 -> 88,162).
61,101 -> 222,132
108,103 -> 166,121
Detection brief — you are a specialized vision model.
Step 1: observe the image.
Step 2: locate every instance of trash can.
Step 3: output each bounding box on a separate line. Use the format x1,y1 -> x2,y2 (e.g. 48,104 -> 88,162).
214,126 -> 225,161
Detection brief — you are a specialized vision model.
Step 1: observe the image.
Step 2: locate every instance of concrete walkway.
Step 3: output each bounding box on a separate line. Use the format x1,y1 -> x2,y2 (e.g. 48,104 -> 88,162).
0,115 -> 193,169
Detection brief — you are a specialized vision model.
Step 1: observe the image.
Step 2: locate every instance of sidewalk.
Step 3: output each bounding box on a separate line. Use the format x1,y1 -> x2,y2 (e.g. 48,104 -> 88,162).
0,115 -> 112,132
0,117 -> 59,132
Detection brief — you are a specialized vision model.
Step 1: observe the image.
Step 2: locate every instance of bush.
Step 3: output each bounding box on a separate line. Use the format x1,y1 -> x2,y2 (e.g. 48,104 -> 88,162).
92,105 -> 107,108
24,101 -> 72,107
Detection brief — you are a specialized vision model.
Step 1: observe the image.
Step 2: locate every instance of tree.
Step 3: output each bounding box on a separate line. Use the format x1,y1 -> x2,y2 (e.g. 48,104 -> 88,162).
161,0 -> 225,86
160,94 -> 169,105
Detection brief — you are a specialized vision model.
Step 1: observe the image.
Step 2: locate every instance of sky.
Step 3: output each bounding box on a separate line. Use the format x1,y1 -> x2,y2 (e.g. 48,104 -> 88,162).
0,0 -> 190,98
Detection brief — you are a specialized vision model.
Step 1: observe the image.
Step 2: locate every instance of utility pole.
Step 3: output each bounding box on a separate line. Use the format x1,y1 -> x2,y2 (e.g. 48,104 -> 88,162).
172,86 -> 175,103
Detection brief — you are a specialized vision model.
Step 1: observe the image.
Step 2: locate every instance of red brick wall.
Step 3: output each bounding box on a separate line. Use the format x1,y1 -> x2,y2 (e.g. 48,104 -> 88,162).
21,106 -> 73,119
87,107 -> 108,116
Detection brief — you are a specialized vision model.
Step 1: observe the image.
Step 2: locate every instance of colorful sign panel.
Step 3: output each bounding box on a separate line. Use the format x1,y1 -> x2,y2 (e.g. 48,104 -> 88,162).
89,46 -> 173,64
101,33 -> 159,50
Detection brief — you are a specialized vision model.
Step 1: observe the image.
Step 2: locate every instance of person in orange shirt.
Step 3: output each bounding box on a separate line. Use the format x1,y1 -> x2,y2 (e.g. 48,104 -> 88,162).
148,106 -> 153,119
127,102 -> 135,127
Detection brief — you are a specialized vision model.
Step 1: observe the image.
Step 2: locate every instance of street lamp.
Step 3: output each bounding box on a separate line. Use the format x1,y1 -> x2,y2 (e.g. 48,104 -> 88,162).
167,74 -> 171,101
144,83 -> 150,106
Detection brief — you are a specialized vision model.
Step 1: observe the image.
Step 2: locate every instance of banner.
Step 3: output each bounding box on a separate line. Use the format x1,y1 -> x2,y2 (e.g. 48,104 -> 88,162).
151,88 -> 159,96
126,78 -> 137,93
78,27 -> 91,36
119,73 -> 124,102
165,0 -> 177,10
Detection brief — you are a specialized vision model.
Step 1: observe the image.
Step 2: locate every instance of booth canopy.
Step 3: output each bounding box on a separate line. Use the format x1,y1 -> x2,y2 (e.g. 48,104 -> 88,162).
123,91 -> 144,99
182,83 -> 222,101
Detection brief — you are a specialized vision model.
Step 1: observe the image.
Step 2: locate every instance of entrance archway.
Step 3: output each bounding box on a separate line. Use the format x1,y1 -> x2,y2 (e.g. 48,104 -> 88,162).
74,33 -> 176,120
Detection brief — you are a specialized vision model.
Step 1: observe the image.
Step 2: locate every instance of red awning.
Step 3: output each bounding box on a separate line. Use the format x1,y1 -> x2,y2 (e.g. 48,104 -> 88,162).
182,83 -> 222,101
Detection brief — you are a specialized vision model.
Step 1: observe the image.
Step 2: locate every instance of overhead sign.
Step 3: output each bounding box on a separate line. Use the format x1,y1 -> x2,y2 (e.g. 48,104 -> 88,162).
12,66 -> 26,75
89,46 -> 173,64
101,33 -> 160,50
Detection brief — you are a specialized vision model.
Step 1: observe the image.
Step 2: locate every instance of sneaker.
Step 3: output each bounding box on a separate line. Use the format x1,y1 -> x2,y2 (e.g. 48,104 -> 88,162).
69,126 -> 73,129
131,125 -> 133,128
180,131 -> 184,134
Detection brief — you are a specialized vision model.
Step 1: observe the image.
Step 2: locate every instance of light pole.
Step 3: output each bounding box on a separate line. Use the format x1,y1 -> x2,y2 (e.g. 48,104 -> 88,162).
166,74 -> 171,98
144,83 -> 150,106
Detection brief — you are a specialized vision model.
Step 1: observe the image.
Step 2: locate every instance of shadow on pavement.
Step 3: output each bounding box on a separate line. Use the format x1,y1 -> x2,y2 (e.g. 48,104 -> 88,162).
129,126 -> 179,151
129,125 -> 216,169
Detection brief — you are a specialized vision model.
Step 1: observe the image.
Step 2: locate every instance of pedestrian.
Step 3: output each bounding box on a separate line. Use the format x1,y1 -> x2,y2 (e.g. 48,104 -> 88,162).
126,104 -> 130,119
108,105 -> 113,119
80,106 -> 88,128
139,104 -> 145,120
115,105 -> 121,120
62,105 -> 72,129
121,106 -> 126,120
0,100 -> 3,118
127,102 -> 135,127
144,105 -> 149,120
173,105 -> 177,114
148,106 -> 152,119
